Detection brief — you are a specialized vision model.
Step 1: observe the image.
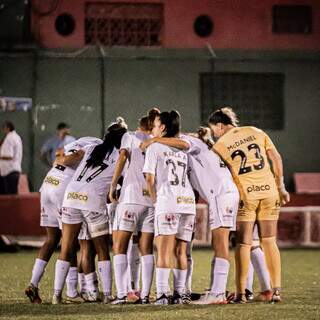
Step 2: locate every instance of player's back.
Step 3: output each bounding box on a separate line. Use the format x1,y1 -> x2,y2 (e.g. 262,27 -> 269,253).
145,142 -> 195,214
213,126 -> 278,200
119,131 -> 152,206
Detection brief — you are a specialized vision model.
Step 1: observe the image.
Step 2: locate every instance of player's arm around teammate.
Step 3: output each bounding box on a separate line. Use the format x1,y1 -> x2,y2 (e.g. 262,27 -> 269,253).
208,108 -> 290,303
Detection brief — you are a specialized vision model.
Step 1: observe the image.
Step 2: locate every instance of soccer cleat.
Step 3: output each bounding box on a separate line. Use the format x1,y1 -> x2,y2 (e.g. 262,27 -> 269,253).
102,294 -> 114,304
85,289 -> 100,302
134,296 -> 150,305
25,284 -> 42,304
255,290 -> 273,302
181,293 -> 192,305
52,294 -> 62,305
155,294 -> 169,305
270,289 -> 282,303
229,293 -> 247,304
192,292 -> 227,305
245,289 -> 254,302
111,296 -> 128,305
65,294 -> 83,304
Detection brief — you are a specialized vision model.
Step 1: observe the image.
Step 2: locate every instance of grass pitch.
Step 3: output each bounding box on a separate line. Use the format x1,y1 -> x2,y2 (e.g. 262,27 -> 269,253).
0,249 -> 319,320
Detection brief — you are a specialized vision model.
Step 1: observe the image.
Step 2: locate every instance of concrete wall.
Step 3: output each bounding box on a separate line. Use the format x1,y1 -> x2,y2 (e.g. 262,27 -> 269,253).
0,49 -> 319,190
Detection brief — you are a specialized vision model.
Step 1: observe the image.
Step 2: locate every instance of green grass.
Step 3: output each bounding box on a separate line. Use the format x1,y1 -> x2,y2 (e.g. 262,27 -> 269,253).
0,249 -> 319,319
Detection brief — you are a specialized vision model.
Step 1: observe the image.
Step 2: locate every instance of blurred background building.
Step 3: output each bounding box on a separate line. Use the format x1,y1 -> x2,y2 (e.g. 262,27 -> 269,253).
0,0 -> 319,192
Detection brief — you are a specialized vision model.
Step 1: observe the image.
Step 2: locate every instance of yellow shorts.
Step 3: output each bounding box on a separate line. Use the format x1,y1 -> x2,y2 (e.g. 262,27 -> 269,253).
237,195 -> 281,222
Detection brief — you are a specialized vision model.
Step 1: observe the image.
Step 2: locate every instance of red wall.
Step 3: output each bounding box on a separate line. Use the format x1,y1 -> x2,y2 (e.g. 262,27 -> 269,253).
32,0 -> 320,49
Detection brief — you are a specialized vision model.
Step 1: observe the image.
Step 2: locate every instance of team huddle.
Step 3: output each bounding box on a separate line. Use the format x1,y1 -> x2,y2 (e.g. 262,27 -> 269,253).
25,107 -> 290,306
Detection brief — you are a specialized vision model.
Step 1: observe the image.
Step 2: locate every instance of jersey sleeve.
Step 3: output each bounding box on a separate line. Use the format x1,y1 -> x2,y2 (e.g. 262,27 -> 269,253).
263,132 -> 276,151
120,132 -> 132,153
0,137 -> 14,157
143,145 -> 157,175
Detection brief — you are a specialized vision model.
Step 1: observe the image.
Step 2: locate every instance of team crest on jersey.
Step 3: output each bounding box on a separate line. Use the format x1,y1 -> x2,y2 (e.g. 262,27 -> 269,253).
224,207 -> 234,218
44,176 -> 60,186
177,196 -> 195,204
67,192 -> 88,202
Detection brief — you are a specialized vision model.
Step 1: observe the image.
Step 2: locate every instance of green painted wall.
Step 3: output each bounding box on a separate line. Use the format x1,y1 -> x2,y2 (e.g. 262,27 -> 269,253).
0,49 -> 319,190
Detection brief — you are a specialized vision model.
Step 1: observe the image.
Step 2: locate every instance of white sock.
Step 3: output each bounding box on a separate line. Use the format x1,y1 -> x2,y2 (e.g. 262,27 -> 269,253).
114,254 -> 128,298
210,257 -> 230,295
54,259 -> 70,296
140,254 -> 154,298
98,260 -> 112,296
210,257 -> 215,289
173,269 -> 187,295
85,272 -> 97,292
78,272 -> 86,293
131,243 -> 141,290
66,267 -> 78,298
251,247 -> 271,291
186,256 -> 193,294
156,268 -> 171,298
30,258 -> 47,287
246,262 -> 254,292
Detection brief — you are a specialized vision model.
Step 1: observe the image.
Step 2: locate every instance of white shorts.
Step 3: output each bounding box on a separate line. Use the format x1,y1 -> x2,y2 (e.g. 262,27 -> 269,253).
113,203 -> 154,234
62,207 -> 109,238
40,191 -> 62,229
208,192 -> 239,231
155,213 -> 195,242
107,203 -> 117,234
78,221 -> 91,240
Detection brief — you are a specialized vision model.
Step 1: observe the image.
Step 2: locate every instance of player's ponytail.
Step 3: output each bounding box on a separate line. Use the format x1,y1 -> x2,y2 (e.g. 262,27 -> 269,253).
139,107 -> 161,131
159,110 -> 181,137
208,107 -> 238,127
86,117 -> 128,168
197,126 -> 214,149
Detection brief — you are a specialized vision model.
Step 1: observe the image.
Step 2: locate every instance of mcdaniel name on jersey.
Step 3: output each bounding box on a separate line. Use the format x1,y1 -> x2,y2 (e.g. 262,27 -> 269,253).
227,135 -> 257,152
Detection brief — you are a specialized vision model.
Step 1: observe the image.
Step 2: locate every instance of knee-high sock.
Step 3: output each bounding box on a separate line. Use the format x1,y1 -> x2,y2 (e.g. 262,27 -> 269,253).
140,254 -> 154,298
156,268 -> 171,298
260,237 -> 281,289
84,272 -> 97,292
235,243 -> 251,294
246,261 -> 254,292
114,254 -> 128,298
98,260 -> 112,296
54,259 -> 70,296
210,257 -> 230,295
173,268 -> 187,295
251,247 -> 271,291
66,267 -> 78,297
30,258 -> 47,288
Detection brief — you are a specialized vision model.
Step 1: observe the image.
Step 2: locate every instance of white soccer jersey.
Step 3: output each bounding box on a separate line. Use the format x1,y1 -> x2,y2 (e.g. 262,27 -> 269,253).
118,131 -> 153,206
143,142 -> 195,215
181,135 -> 238,203
62,145 -> 118,213
40,137 -> 103,207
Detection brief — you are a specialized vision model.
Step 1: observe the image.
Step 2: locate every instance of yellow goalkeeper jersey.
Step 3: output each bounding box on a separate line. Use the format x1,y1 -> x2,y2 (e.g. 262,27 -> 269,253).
213,126 -> 278,200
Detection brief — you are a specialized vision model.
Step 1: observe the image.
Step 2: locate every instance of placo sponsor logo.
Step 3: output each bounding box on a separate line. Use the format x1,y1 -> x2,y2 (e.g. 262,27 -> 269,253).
67,192 -> 88,202
44,176 -> 60,186
247,184 -> 270,193
177,196 -> 195,204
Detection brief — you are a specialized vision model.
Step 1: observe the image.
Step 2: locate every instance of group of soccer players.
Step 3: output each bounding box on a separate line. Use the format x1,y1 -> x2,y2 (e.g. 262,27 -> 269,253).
25,107 -> 290,305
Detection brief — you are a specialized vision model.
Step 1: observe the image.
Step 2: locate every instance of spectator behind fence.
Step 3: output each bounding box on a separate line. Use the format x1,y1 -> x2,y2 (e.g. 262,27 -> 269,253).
40,122 -> 76,168
0,121 -> 23,194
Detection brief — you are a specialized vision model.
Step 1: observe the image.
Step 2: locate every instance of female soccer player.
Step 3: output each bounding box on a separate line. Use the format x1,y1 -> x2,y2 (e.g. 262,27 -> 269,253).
108,108 -> 160,304
25,136 -> 102,304
208,107 -> 290,303
143,111 -> 196,305
141,127 -> 239,304
52,118 -> 127,304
